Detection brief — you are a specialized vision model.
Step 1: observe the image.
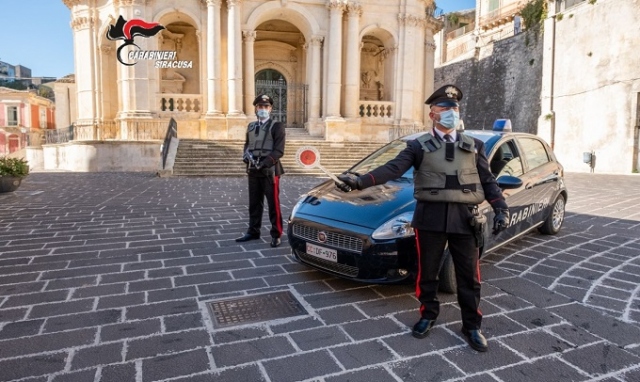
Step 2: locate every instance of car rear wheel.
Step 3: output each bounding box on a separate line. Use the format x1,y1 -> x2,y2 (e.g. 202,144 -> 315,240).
538,194 -> 565,235
438,248 -> 456,294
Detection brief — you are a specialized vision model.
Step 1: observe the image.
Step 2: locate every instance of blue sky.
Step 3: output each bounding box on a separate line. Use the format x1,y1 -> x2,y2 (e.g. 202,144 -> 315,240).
0,0 -> 476,79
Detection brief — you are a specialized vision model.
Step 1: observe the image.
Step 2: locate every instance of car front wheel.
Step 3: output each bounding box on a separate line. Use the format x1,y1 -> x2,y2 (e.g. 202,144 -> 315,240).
538,194 -> 566,235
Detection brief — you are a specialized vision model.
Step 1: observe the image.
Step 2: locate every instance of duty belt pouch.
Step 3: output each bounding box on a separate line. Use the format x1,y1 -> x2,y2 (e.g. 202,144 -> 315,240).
468,205 -> 486,248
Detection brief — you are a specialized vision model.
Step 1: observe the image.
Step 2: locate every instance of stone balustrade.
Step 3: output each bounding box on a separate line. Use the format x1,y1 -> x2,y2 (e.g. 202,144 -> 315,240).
358,101 -> 394,120
158,94 -> 203,113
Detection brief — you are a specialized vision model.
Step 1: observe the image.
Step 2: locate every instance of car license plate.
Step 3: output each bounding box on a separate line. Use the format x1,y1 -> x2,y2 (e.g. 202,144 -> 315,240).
306,243 -> 337,263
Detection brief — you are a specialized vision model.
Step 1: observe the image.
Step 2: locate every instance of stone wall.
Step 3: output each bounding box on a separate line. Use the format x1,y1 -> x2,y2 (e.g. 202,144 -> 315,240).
434,31 -> 543,133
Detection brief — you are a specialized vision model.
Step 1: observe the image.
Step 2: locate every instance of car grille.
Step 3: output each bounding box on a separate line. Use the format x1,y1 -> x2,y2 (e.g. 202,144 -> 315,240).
292,224 -> 363,253
295,249 -> 359,278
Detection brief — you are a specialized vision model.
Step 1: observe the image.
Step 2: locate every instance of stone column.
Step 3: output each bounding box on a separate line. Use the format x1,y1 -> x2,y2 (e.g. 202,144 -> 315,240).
227,0 -> 244,116
306,36 -> 324,128
70,15 -> 97,127
395,14 -> 422,125
423,37 -> 437,127
325,0 -> 345,118
344,3 -> 362,119
243,30 -> 257,117
205,0 -> 222,116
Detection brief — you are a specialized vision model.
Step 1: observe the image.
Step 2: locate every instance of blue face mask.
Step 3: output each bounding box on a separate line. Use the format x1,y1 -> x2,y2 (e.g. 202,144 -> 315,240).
257,109 -> 270,119
435,109 -> 460,130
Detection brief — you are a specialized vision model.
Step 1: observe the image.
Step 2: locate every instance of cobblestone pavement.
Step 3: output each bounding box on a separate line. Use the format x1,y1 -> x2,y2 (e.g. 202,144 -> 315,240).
0,172 -> 639,382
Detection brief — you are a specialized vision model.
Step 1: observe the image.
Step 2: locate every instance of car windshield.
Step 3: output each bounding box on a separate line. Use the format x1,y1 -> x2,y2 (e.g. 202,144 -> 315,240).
348,132 -> 500,179
349,140 -> 415,178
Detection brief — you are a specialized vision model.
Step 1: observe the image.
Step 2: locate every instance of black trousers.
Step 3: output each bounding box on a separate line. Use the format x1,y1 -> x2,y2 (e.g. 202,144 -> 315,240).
414,230 -> 482,330
247,174 -> 283,239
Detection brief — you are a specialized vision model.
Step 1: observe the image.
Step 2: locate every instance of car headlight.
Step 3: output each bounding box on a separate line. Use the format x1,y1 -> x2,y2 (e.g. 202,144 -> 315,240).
371,212 -> 415,240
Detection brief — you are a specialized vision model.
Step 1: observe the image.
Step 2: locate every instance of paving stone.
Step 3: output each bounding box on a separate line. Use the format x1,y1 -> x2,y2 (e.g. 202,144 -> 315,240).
0,281 -> 46,296
504,306 -> 564,329
173,365 -> 267,382
1,289 -> 70,308
473,314 -> 529,338
316,305 -> 368,325
499,329 -> 573,358
70,342 -> 124,370
101,318 -> 162,341
262,350 -> 342,382
28,299 -> 95,319
125,299 -> 200,320
383,327 -> 465,357
211,326 -> 270,344
198,278 -> 268,296
97,292 -> 146,309
71,283 -> 126,298
341,317 -> 406,341
164,312 -> 204,332
49,369 -> 98,382
40,265 -> 122,280
126,329 -> 210,360
0,273 -> 39,285
128,278 -> 173,293
356,295 -> 417,317
330,340 -> 395,369
45,276 -> 98,290
99,271 -> 146,284
0,352 -> 68,381
302,288 -> 382,309
43,309 -> 122,333
174,271 -> 233,287
289,325 -> 351,350
325,367 -> 399,382
211,336 -> 296,367
0,327 -> 96,358
100,362 -> 136,382
0,307 -> 27,323
493,357 -> 589,382
0,319 -> 44,340
550,303 -> 640,347
147,267 -> 184,278
142,348 -> 210,382
390,353 -> 465,382
561,342 -> 640,376
444,342 -> 525,373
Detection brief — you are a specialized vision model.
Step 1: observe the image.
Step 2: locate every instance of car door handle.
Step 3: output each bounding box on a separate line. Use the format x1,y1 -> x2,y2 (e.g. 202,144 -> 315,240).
525,184 -> 533,190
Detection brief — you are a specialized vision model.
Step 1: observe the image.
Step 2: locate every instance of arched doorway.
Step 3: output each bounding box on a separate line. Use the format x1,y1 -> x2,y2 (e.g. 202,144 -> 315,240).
255,69 -> 288,124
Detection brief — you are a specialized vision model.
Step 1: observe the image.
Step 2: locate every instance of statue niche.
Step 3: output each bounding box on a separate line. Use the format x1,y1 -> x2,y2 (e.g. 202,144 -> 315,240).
360,40 -> 386,101
161,68 -> 186,94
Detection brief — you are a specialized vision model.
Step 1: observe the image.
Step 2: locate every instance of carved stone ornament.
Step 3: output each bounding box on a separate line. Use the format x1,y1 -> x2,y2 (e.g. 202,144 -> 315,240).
62,0 -> 81,8
326,0 -> 346,11
71,16 -> 96,31
227,0 -> 243,7
347,3 -> 362,17
200,0 -> 222,6
397,14 -> 427,27
309,36 -> 324,46
242,30 -> 257,42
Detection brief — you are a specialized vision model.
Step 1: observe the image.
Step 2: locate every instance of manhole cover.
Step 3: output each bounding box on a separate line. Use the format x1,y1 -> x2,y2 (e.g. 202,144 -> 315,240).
207,291 -> 308,328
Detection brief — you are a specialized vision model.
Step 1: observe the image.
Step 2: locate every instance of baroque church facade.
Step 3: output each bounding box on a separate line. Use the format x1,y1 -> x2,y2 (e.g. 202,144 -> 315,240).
58,0 -> 443,145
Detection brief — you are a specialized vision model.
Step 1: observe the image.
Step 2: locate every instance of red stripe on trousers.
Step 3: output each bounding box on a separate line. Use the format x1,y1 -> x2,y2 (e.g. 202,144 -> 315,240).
273,175 -> 282,236
414,229 -> 425,316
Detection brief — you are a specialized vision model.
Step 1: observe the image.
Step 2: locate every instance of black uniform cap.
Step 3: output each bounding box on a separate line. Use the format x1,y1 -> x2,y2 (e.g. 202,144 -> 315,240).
425,84 -> 463,107
253,94 -> 273,106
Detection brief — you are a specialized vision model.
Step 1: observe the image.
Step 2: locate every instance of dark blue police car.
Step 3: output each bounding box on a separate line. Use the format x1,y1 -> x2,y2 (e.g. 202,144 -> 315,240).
287,121 -> 568,293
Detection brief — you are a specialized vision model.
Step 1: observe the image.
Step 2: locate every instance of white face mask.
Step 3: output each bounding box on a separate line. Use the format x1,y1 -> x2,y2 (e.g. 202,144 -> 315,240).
257,109 -> 270,119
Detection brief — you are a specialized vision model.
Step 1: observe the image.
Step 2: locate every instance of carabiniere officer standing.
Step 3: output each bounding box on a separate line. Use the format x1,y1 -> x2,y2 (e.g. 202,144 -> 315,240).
337,85 -> 510,352
236,94 -> 286,248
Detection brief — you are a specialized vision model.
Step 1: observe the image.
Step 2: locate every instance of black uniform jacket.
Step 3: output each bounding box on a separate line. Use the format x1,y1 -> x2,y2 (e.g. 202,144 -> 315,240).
243,120 -> 286,176
358,135 -> 508,234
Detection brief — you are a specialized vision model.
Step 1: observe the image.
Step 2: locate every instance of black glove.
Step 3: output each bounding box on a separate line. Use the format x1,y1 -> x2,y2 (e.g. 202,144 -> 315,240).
336,174 -> 362,192
492,208 -> 510,235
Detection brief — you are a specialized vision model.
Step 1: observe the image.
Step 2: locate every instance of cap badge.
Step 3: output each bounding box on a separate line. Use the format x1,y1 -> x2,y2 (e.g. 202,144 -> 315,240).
445,86 -> 458,99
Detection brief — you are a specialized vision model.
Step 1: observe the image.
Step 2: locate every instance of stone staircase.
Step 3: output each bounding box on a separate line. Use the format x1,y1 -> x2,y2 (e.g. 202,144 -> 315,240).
172,128 -> 386,177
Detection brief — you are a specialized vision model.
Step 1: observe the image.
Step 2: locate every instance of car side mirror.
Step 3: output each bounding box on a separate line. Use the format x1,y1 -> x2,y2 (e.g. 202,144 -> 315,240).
496,175 -> 523,189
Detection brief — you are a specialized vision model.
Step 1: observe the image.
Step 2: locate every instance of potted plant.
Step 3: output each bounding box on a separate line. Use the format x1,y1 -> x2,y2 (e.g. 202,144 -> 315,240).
0,157 -> 30,193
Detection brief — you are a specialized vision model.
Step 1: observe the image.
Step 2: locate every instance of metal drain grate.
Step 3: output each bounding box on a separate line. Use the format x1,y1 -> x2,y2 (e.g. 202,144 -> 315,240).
207,291 -> 308,328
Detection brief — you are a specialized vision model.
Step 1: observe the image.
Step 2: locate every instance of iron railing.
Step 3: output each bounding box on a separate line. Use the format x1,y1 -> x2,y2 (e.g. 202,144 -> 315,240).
45,124 -> 74,144
161,118 -> 177,169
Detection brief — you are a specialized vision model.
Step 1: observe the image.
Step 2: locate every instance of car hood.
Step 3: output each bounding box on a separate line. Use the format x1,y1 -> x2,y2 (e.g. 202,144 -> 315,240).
293,178 -> 416,230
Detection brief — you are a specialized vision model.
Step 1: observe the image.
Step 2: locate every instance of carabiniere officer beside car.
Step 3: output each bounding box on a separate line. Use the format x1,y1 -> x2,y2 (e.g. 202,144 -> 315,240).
236,94 -> 286,248
337,84 -> 510,352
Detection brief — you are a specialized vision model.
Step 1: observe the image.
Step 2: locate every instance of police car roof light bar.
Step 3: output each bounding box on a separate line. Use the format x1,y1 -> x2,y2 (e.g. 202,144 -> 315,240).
493,119 -> 512,132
